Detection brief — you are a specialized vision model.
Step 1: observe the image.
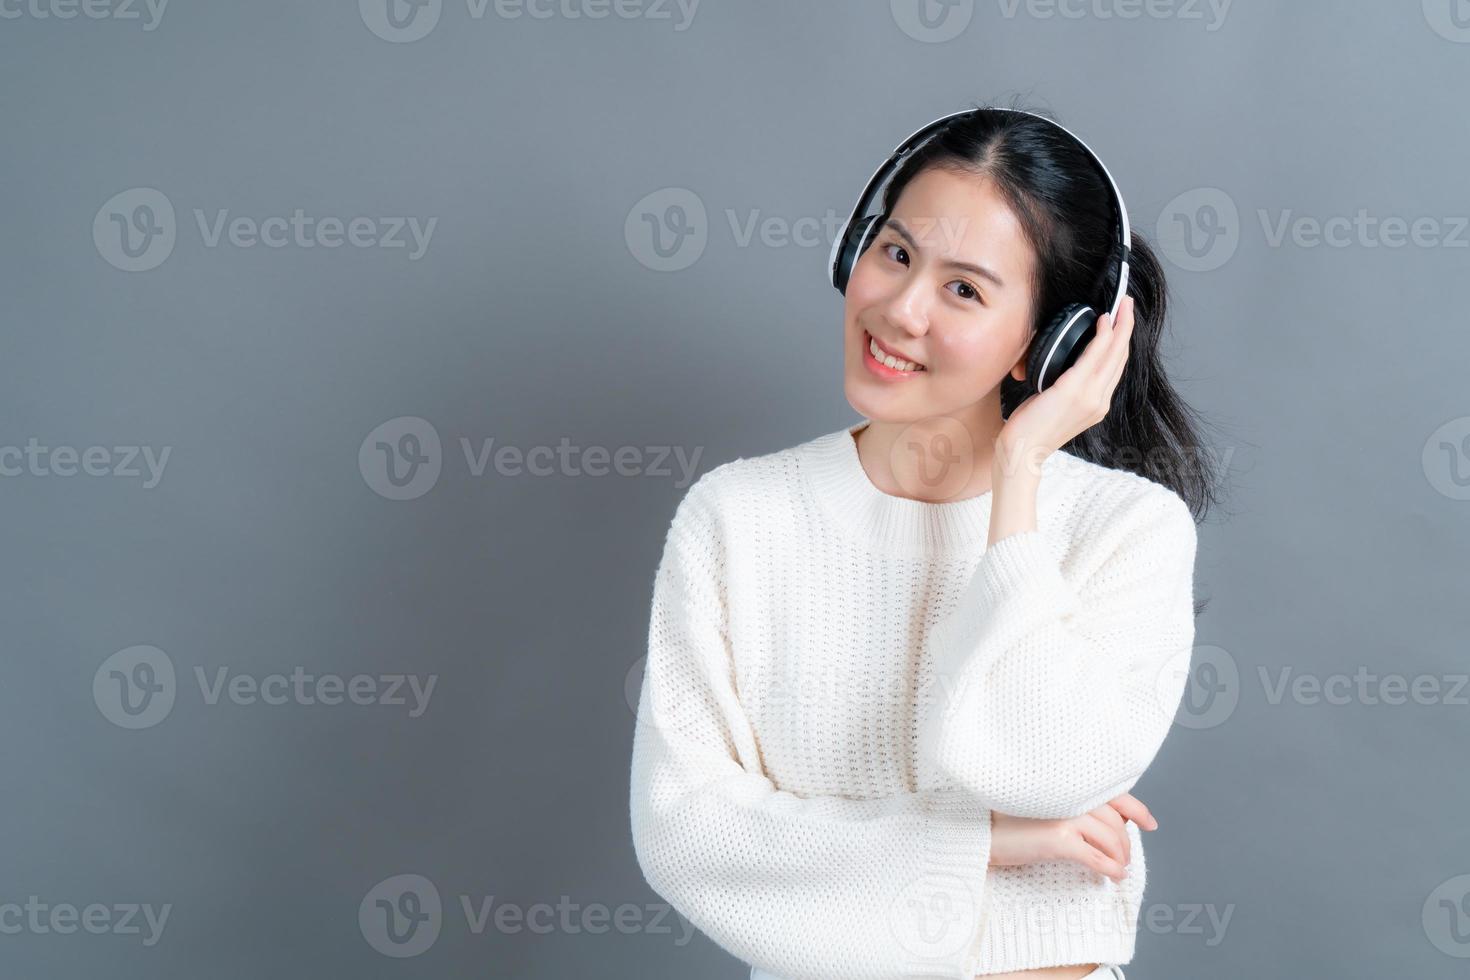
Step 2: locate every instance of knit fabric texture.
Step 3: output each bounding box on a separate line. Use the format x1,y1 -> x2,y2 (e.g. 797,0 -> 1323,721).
629,419 -> 1198,979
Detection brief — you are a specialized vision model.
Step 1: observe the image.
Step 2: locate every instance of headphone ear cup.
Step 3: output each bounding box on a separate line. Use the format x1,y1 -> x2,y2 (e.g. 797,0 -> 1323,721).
1026,303 -> 1097,394
831,214 -> 881,294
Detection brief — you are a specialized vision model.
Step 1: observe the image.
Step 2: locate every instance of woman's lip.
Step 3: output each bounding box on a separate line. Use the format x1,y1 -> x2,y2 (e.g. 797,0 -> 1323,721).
862,330 -> 927,379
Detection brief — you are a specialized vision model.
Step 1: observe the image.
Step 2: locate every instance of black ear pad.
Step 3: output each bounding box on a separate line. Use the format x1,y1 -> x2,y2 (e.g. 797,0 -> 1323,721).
833,214 -> 881,294
1025,303 -> 1097,394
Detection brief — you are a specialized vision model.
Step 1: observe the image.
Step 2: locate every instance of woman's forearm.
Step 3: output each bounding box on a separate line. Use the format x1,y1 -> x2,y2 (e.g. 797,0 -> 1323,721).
987,440 -> 1044,547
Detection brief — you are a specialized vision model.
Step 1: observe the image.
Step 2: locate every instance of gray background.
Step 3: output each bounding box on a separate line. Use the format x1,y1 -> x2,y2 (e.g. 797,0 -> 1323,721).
3,0 -> 1468,977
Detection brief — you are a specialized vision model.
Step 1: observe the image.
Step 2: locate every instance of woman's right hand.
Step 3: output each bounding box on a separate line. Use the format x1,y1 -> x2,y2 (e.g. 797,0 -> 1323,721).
987,793 -> 1159,883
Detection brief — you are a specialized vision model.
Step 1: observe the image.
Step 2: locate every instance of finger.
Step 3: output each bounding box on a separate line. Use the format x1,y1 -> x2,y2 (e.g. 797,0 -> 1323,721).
1104,334 -> 1130,397
1108,793 -> 1158,831
1065,836 -> 1128,882
1088,805 -> 1130,866
1102,301 -> 1134,392
1056,312 -> 1117,387
1073,813 -> 1127,868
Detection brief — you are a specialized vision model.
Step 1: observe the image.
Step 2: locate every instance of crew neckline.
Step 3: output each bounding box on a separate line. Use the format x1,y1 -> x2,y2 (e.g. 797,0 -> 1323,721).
799,419 -> 1071,556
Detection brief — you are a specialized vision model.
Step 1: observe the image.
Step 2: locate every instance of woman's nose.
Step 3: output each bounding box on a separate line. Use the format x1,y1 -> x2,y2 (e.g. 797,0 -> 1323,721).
881,278 -> 931,337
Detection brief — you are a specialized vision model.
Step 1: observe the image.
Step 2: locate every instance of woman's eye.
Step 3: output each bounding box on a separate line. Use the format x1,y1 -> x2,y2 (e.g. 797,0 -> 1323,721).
880,241 -> 982,305
949,281 -> 982,303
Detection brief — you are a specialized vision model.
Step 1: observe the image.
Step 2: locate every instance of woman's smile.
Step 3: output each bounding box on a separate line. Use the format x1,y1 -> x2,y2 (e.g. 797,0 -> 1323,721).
862,329 -> 928,378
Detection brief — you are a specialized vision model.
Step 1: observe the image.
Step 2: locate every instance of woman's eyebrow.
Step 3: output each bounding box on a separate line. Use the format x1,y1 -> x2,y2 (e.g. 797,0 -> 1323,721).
886,217 -> 1006,288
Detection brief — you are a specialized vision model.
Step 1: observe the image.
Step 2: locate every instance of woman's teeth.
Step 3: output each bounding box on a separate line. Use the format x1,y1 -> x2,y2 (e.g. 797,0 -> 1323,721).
870,335 -> 925,372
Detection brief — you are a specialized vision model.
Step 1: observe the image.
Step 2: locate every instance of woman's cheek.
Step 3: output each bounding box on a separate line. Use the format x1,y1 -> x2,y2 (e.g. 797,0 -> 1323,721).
934,333 -> 1006,382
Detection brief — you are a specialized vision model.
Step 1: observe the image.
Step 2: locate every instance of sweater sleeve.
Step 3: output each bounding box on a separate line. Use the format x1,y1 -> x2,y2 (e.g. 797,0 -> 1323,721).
629,477 -> 995,980
914,485 -> 1198,821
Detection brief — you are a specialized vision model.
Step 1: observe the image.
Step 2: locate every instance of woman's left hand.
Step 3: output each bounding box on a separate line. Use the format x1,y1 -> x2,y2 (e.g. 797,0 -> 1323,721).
995,296 -> 1135,467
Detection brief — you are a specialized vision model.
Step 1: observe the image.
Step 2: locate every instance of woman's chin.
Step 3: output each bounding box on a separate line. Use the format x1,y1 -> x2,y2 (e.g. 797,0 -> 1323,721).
845,377 -> 916,421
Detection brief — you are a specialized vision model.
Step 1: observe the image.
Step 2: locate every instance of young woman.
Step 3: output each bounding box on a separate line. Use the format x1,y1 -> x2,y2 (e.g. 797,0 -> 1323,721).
630,104 -> 1221,980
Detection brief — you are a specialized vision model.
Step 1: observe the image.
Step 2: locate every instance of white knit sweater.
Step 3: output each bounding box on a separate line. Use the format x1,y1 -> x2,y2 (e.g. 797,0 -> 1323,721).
629,419 -> 1198,979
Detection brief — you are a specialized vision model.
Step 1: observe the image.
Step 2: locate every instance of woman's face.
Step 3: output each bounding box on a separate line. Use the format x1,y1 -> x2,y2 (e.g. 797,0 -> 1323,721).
842,166 -> 1039,424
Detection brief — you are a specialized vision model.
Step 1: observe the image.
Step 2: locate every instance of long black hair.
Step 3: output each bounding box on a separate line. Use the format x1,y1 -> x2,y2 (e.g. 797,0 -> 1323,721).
877,99 -> 1229,529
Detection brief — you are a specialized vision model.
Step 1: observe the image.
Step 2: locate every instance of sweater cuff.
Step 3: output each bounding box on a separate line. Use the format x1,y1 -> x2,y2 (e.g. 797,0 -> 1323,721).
891,787 -> 992,979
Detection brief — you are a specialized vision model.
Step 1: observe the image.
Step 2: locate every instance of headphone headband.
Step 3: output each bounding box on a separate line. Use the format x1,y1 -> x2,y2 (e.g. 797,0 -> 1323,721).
830,107 -> 1131,321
